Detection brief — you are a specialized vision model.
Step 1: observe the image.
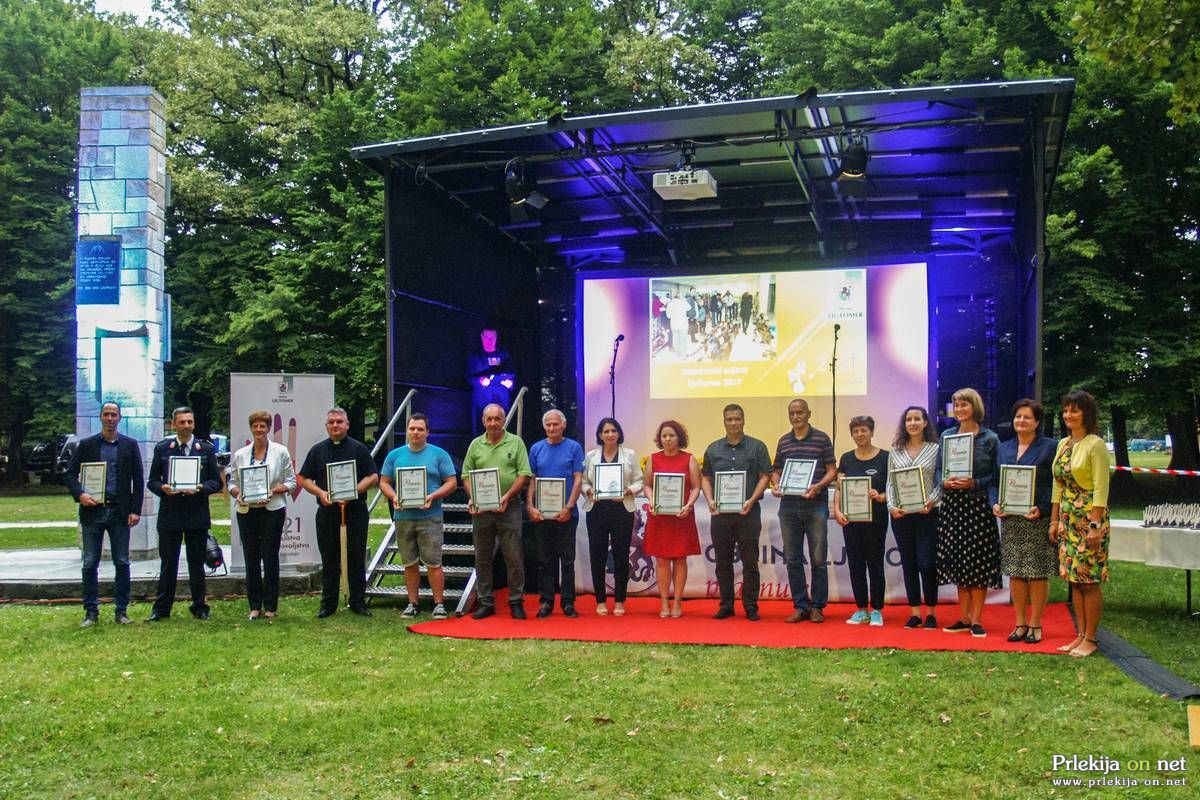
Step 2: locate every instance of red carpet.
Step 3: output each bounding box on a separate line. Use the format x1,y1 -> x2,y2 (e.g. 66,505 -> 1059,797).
409,591 -> 1078,653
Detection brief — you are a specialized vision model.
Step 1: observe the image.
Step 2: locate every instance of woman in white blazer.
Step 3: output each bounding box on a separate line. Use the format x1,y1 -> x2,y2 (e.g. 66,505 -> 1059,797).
228,410 -> 297,620
580,417 -> 644,616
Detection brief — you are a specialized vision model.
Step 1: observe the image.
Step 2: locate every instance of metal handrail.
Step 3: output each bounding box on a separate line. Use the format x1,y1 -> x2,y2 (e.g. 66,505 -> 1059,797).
367,389 -> 417,514
505,386 -> 527,433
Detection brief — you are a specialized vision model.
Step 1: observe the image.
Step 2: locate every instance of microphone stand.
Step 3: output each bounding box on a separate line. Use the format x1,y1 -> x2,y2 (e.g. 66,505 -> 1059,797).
831,324 -> 840,453
609,336 -> 622,419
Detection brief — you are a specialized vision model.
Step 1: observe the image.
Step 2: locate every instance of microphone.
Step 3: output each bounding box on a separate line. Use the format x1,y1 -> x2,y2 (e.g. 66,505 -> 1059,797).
615,334 -> 625,343
834,323 -> 841,332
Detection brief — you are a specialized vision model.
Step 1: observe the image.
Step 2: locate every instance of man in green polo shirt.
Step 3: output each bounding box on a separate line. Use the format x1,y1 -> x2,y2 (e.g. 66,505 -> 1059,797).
463,403 -> 532,619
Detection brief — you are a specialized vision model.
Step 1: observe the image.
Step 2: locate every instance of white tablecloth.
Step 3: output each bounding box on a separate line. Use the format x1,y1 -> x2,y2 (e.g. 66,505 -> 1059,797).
1110,520 -> 1200,570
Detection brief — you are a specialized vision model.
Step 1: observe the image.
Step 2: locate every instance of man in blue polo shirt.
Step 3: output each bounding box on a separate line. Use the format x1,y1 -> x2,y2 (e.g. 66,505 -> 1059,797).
528,409 -> 584,618
379,413 -> 458,620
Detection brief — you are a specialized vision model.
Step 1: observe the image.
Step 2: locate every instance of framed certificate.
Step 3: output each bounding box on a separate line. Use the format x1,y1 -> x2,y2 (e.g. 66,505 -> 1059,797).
593,462 -> 624,500
396,466 -> 428,510
469,468 -> 502,511
653,472 -> 685,515
535,477 -> 566,515
168,455 -> 201,491
891,466 -> 927,513
942,433 -> 975,479
238,464 -> 271,504
840,476 -> 873,522
779,458 -> 818,495
999,464 -> 1036,515
79,462 -> 107,498
326,460 -> 359,502
715,471 -> 746,513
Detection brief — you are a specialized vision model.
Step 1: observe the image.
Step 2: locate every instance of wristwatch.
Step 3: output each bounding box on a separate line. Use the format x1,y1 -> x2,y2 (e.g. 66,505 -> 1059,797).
1087,520 -> 1101,529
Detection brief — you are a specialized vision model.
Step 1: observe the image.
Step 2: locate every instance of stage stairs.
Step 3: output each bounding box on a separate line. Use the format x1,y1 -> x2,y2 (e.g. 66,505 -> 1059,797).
362,386 -> 528,616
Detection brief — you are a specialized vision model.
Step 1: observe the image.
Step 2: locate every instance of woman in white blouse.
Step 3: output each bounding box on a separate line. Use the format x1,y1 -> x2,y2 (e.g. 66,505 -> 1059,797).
580,418 -> 643,616
228,410 -> 297,621
886,405 -> 942,630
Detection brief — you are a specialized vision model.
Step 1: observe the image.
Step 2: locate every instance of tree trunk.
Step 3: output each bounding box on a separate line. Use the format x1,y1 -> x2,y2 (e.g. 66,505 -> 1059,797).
5,418 -> 26,488
1165,405 -> 1199,471
188,391 -> 215,442
1109,405 -> 1134,493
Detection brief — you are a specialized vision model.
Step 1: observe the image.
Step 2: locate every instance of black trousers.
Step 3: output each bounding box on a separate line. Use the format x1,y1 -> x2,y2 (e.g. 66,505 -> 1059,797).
893,510 -> 939,607
843,521 -> 887,610
239,507 -> 284,612
586,502 -> 634,602
154,528 -> 209,615
536,516 -> 578,607
710,510 -> 761,613
315,504 -> 368,611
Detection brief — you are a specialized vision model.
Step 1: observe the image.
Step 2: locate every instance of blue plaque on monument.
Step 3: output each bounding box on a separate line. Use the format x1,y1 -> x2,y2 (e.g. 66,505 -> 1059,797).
75,237 -> 121,305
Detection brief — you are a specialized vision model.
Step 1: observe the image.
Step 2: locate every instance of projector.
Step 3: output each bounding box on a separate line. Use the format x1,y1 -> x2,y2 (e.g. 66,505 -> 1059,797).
652,169 -> 718,201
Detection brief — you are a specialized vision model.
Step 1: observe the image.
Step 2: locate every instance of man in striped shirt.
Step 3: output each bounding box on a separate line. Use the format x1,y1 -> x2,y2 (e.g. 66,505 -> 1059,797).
771,398 -> 838,623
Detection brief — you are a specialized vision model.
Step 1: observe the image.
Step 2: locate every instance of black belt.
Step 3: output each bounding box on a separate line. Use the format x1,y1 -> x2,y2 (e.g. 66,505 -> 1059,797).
102,500 -> 118,507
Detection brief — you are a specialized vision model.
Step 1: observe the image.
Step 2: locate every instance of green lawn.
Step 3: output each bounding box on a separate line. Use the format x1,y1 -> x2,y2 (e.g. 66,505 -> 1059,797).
1,580 -> 1195,800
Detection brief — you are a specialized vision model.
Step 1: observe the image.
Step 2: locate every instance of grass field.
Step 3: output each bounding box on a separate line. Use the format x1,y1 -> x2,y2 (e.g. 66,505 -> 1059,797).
1,559 -> 1197,799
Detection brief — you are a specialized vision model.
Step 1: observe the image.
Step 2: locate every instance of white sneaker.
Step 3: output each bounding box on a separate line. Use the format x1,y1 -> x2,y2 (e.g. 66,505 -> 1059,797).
431,604 -> 448,620
401,603 -> 419,618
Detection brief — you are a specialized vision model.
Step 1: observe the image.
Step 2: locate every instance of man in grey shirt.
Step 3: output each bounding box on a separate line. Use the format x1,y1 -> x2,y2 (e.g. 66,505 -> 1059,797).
701,404 -> 772,621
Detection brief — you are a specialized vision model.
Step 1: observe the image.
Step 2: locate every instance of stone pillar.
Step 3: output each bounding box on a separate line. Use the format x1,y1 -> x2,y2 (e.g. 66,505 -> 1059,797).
75,86 -> 168,559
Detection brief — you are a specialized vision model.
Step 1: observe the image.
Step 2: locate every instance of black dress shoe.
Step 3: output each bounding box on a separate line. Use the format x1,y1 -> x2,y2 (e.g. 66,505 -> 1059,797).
745,610 -> 761,621
471,605 -> 495,620
316,608 -> 336,619
712,607 -> 735,619
146,612 -> 168,623
563,606 -> 579,618
350,606 -> 372,617
510,604 -> 527,620
192,609 -> 210,620
536,604 -> 553,619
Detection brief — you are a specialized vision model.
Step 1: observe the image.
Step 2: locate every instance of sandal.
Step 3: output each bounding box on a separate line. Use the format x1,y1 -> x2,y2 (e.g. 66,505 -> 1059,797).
1006,625 -> 1028,643
613,603 -> 625,617
1024,626 -> 1042,644
596,605 -> 608,617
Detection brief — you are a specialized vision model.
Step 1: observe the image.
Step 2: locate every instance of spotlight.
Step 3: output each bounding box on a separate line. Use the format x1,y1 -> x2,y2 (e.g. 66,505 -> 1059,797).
504,160 -> 549,209
838,134 -> 869,179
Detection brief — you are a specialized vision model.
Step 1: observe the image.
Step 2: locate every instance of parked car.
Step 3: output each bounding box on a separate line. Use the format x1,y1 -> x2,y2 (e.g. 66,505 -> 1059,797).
57,435 -> 79,481
22,434 -> 70,484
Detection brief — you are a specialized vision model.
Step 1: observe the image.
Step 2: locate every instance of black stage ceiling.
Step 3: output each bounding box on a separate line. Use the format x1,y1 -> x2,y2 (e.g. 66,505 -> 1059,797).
353,79 -> 1074,269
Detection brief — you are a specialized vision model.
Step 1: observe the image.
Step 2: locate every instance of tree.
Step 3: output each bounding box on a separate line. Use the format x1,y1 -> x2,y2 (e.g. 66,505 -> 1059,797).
1071,0 -> 1200,123
138,0 -> 393,435
0,0 -> 130,484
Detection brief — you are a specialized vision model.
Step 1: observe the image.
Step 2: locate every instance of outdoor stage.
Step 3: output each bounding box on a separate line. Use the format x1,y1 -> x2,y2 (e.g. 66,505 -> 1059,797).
350,80 -> 1077,603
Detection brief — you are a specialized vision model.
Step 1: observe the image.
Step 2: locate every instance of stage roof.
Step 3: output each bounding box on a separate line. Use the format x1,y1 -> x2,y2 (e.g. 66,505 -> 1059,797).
353,79 -> 1074,269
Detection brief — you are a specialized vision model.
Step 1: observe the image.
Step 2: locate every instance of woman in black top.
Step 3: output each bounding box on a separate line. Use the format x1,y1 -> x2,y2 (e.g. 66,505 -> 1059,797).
832,415 -> 889,626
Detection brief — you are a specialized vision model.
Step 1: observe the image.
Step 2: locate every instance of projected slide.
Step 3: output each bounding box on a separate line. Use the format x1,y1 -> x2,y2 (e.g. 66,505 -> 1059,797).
649,270 -> 866,398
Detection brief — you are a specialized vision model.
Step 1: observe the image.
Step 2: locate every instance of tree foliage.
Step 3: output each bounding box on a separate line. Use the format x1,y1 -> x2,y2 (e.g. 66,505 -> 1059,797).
1071,0 -> 1200,123
3,0 -> 1197,464
0,0 -> 130,482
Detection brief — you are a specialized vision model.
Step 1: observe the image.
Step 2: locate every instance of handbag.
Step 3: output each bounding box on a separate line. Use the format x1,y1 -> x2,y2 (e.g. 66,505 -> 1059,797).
204,533 -> 225,571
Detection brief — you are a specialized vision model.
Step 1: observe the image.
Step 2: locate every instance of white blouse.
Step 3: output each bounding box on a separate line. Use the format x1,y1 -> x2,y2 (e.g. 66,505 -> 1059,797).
228,439 -> 297,512
580,446 -> 644,512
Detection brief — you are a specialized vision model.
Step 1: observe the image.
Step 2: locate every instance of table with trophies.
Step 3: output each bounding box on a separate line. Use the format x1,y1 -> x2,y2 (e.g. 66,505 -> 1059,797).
1110,504 -> 1200,618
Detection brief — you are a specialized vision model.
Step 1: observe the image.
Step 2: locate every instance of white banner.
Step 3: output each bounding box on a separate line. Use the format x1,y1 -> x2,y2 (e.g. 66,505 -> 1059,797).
577,493 -> 969,603
229,373 -> 334,570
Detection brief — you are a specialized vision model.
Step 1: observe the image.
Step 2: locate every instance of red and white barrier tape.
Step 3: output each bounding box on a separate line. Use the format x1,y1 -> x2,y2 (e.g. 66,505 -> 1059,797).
1111,464 -> 1200,477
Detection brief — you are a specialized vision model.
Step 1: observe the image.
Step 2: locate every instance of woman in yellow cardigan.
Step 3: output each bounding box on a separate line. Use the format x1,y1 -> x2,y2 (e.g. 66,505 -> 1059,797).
1049,389 -> 1110,658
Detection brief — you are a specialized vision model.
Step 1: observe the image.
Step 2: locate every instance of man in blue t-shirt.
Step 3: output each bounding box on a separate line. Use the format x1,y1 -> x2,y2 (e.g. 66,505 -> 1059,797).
527,409 -> 584,618
379,413 -> 458,620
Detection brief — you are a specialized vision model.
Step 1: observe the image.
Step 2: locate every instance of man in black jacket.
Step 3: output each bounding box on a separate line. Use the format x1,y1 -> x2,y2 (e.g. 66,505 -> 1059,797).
146,407 -> 222,621
65,401 -> 145,627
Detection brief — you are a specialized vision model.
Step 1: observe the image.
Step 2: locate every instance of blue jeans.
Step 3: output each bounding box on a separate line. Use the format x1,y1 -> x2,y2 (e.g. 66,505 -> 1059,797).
81,507 -> 131,616
779,499 -> 828,610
